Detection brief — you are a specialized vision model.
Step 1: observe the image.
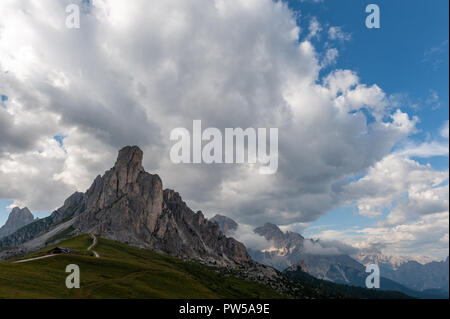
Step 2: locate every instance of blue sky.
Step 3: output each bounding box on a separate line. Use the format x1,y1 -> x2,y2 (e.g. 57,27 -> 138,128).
289,0 -> 449,167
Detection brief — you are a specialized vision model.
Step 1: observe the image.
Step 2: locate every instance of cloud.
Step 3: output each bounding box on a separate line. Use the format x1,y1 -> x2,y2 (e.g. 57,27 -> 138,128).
0,0 -> 422,230
306,17 -> 322,40
423,40 -> 449,70
321,48 -> 339,67
426,89 -> 441,110
328,26 -> 351,42
314,211 -> 449,259
344,154 -> 448,220
303,239 -> 358,256
394,141 -> 449,158
231,224 -> 274,251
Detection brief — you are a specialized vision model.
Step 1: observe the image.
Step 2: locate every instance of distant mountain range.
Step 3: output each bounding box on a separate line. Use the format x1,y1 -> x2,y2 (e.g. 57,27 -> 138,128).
0,146 -> 447,299
211,214 -> 449,298
356,252 -> 449,293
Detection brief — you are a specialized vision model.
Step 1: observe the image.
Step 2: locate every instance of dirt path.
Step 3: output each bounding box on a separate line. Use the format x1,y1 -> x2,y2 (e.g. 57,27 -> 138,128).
88,233 -> 100,258
13,254 -> 58,263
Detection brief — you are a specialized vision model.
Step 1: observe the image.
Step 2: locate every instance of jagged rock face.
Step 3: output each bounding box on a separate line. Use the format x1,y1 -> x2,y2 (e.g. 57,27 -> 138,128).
74,146 -> 251,267
0,207 -> 34,239
75,146 -> 163,245
210,214 -> 238,235
152,190 -> 251,265
251,223 -> 307,270
255,223 -> 304,248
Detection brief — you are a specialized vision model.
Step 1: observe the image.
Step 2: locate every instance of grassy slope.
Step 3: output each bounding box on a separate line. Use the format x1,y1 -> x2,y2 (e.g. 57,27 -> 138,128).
0,235 -> 285,299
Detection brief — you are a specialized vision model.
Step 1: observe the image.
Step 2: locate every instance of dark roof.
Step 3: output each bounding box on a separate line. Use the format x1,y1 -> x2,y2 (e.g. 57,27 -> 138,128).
48,247 -> 80,255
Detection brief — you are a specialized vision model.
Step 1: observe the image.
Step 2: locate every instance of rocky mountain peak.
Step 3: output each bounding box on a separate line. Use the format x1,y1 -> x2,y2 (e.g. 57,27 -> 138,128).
9,207 -> 33,221
0,207 -> 35,238
115,146 -> 144,169
74,146 -> 252,267
210,214 -> 238,235
254,223 -> 284,240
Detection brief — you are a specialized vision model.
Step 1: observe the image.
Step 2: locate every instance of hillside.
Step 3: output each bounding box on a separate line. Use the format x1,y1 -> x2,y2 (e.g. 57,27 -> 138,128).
0,235 -> 283,299
0,235 -> 412,299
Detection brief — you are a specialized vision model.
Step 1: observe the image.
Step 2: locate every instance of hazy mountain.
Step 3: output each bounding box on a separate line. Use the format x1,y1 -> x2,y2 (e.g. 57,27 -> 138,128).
0,207 -> 34,239
210,214 -> 238,234
386,258 -> 449,293
211,214 -> 448,298
356,252 -> 449,293
355,251 -> 436,270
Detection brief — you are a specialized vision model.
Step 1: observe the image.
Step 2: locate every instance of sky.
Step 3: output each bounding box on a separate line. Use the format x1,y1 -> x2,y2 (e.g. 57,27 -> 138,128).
0,0 -> 448,260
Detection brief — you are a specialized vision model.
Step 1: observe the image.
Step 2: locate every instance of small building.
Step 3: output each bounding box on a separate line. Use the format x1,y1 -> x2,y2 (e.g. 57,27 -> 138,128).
47,247 -> 80,255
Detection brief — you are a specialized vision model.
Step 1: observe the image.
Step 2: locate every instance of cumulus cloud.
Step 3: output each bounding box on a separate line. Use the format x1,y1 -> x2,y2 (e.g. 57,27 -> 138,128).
0,0 -> 436,255
344,154 -> 448,220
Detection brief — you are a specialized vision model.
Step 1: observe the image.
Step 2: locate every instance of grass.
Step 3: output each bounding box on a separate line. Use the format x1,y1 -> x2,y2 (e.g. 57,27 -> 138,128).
0,235 -> 285,299
44,225 -> 76,246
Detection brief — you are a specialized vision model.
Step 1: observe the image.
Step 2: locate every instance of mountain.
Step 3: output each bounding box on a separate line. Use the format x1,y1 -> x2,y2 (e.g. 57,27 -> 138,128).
0,207 -> 34,239
384,258 -> 449,293
0,235 -> 283,298
213,217 -> 372,285
355,251 -> 436,271
1,146 -> 254,269
211,214 -> 449,298
0,192 -> 85,251
356,252 -> 449,294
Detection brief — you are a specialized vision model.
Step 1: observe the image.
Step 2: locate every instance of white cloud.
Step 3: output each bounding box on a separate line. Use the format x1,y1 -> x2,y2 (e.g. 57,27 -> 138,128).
315,212 -> 449,259
231,224 -> 273,251
394,141 -> 449,158
303,239 -> 358,256
306,17 -> 322,40
426,89 -> 441,110
328,26 -> 351,42
321,48 -> 339,67
344,154 -> 448,220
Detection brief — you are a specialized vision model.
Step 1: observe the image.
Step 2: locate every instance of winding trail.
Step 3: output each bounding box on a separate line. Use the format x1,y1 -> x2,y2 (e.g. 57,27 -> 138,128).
88,233 -> 100,258
13,233 -> 100,263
